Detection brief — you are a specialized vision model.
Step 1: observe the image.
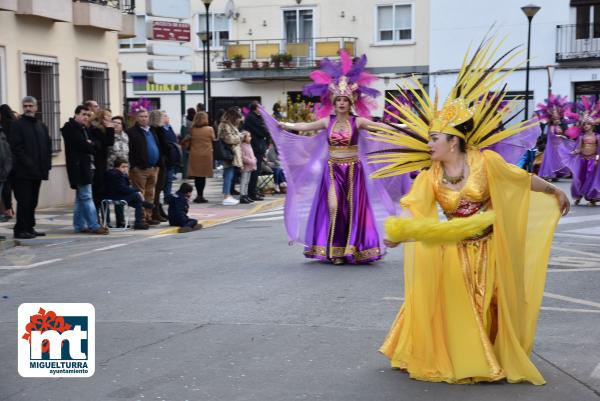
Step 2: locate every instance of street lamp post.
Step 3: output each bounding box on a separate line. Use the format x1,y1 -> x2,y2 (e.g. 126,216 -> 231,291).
198,31 -> 209,109
521,4 -> 541,121
202,0 -> 213,120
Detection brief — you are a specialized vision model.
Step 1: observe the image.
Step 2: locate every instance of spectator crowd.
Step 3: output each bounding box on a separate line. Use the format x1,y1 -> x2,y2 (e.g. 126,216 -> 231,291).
0,98 -> 286,240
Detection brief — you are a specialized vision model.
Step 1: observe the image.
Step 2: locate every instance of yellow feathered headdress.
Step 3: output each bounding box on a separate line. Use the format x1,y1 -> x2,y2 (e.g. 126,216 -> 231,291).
368,35 -> 539,178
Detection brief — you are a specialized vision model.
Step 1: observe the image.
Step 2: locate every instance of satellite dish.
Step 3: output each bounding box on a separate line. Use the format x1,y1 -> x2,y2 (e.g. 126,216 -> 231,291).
225,0 -> 236,19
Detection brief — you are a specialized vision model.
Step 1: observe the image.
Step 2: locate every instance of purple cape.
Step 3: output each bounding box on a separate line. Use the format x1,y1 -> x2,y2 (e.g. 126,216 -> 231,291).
259,107 -> 412,250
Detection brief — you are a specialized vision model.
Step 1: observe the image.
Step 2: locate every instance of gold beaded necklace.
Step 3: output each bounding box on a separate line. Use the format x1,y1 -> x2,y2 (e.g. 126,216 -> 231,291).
441,156 -> 466,185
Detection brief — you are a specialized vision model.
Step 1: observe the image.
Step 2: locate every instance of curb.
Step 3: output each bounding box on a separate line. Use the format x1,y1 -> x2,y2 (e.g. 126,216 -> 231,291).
156,198 -> 285,235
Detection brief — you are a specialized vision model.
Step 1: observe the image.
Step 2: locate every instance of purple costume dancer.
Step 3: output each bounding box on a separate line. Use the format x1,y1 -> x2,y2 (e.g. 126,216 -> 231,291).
536,94 -> 572,179
260,51 -> 412,264
557,96 -> 600,205
563,120 -> 600,205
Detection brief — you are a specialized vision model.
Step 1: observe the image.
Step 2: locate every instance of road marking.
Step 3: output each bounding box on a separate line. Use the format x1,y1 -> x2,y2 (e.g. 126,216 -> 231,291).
382,297 -> 404,301
247,216 -> 285,222
0,258 -> 63,270
541,307 -> 600,314
246,209 -> 284,219
548,268 -> 600,273
94,243 -> 127,252
551,246 -> 600,259
566,226 -> 600,236
558,214 -> 600,225
45,240 -> 76,247
554,232 -> 600,241
544,292 -> 600,309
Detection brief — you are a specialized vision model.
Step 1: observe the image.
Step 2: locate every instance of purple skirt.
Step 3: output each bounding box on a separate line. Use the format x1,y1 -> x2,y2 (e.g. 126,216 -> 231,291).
303,157 -> 382,264
538,133 -> 570,179
571,156 -> 600,201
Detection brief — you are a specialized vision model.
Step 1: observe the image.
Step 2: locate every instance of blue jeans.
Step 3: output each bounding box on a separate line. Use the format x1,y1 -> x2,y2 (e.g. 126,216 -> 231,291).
73,184 -> 100,232
272,167 -> 286,185
163,167 -> 177,198
222,166 -> 235,195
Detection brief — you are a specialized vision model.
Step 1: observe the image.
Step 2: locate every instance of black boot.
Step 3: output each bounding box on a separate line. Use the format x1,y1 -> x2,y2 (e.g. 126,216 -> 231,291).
158,203 -> 168,219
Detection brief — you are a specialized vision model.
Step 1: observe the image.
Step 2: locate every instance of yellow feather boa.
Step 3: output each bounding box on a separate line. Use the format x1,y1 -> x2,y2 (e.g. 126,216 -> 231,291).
384,211 -> 496,244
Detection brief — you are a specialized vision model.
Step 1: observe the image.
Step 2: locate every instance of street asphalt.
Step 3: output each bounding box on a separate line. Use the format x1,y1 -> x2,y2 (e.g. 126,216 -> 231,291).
0,180 -> 599,401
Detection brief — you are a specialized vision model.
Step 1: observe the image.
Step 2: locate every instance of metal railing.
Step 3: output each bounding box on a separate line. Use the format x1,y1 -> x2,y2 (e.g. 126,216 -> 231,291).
219,36 -> 357,70
72,0 -> 136,14
556,23 -> 600,62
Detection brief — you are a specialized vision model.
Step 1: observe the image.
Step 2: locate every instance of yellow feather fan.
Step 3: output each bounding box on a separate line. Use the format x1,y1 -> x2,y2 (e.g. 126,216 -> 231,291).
385,211 -> 496,244
367,34 -> 536,179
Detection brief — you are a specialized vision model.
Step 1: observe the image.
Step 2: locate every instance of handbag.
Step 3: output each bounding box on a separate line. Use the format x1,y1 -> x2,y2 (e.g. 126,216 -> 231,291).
214,139 -> 234,161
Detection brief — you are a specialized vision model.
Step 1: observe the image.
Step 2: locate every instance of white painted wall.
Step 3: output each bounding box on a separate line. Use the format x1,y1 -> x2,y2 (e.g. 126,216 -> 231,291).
429,0 -> 600,108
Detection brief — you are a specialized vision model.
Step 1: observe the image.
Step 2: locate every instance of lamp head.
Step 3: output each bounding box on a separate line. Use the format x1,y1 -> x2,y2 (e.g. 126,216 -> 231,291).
521,4 -> 541,19
202,0 -> 213,5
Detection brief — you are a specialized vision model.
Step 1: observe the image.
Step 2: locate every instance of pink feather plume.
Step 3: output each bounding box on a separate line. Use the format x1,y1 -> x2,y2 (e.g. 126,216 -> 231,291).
309,70 -> 333,85
357,72 -> 378,86
340,50 -> 352,75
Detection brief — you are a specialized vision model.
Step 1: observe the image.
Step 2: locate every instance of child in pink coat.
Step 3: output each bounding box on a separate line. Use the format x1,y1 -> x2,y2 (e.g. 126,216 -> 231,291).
240,131 -> 257,204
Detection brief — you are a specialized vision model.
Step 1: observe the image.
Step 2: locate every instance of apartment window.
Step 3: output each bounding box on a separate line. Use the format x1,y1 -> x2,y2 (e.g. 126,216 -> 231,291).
119,15 -> 147,49
574,81 -> 600,101
23,57 -> 61,153
574,1 -> 600,39
81,64 -> 110,110
283,9 -> 313,42
376,4 -> 413,42
198,13 -> 229,49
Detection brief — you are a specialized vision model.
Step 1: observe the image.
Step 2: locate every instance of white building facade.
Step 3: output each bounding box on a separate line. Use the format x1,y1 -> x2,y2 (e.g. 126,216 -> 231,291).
429,0 -> 600,119
119,0 -> 431,128
0,0 -> 135,207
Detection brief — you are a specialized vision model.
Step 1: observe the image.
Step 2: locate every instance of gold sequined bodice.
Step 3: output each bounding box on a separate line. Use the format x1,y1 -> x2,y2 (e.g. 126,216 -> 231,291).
431,149 -> 490,216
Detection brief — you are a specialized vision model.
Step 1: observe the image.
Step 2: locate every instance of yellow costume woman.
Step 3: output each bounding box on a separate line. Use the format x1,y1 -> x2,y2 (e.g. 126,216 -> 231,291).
369,37 -> 570,385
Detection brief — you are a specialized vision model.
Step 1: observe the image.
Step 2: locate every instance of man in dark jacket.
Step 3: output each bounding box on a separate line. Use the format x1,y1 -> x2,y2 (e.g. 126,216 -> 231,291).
166,183 -> 202,233
8,96 -> 52,239
242,101 -> 271,201
160,112 -> 182,199
104,158 -> 154,230
127,109 -> 162,225
61,105 -> 108,235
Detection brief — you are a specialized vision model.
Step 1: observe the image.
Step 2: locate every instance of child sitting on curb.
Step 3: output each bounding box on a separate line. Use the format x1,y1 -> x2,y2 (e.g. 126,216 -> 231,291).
240,130 -> 257,204
166,183 -> 203,233
104,158 -> 155,230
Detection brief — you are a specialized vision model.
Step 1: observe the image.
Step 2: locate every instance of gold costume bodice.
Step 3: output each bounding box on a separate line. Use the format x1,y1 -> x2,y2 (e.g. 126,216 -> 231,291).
431,149 -> 491,218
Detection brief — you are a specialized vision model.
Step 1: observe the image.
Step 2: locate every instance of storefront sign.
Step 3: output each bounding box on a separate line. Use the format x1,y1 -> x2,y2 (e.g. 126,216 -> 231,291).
149,21 -> 191,42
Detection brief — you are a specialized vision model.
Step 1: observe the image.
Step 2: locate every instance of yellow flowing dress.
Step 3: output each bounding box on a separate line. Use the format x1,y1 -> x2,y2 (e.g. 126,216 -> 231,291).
380,149 -> 561,385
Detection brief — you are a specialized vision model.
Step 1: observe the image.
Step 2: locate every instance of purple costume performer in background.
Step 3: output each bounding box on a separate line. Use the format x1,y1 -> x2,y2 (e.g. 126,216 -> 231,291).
536,94 -> 573,179
260,110 -> 412,264
259,51 -> 412,264
557,96 -> 600,205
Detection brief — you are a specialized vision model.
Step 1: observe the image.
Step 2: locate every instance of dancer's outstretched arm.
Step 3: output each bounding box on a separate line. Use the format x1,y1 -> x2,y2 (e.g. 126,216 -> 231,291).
280,118 -> 328,132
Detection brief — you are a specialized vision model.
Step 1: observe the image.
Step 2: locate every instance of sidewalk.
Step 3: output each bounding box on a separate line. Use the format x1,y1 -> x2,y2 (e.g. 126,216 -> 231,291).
0,175 -> 285,241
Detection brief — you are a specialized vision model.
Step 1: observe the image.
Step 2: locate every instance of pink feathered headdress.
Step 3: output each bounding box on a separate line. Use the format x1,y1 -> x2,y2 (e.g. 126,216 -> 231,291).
535,93 -> 571,124
303,50 -> 380,118
565,96 -> 600,139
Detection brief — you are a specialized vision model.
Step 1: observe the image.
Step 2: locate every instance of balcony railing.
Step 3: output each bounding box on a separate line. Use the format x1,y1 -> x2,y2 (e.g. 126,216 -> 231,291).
73,0 -> 135,14
556,23 -> 600,62
219,37 -> 357,70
